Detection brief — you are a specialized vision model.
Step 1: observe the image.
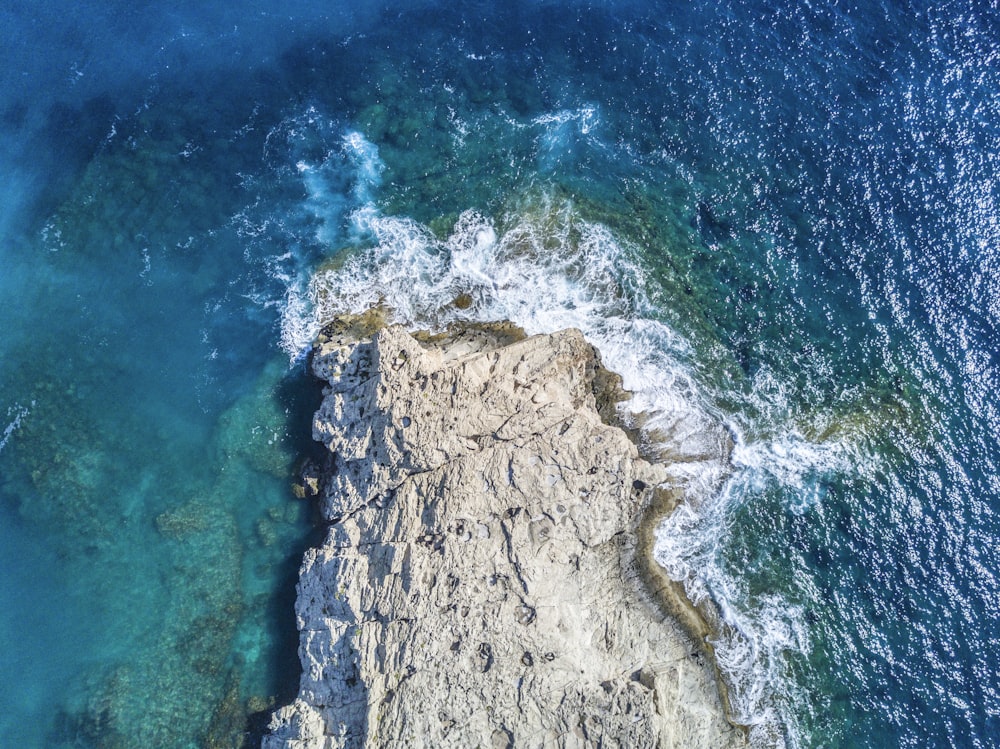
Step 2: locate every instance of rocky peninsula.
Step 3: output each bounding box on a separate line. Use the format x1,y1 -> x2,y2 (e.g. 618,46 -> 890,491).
264,314 -> 744,748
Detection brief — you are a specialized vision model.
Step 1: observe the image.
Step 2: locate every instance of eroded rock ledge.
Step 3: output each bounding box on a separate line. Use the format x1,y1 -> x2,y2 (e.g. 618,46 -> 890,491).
264,317 -> 744,748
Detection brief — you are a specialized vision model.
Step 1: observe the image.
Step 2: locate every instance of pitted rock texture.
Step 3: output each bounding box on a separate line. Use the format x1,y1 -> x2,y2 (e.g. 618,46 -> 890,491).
264,320 -> 744,749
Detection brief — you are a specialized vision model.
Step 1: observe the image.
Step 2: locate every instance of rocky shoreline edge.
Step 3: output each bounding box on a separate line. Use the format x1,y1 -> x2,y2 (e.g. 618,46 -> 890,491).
263,313 -> 747,748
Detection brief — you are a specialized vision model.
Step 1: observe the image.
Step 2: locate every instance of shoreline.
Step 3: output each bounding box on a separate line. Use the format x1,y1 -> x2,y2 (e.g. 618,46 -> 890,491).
633,487 -> 742,733
591,356 -> 746,739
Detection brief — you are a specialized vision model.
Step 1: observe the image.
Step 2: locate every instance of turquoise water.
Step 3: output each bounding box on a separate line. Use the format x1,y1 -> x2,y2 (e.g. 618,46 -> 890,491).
2,1 -> 999,747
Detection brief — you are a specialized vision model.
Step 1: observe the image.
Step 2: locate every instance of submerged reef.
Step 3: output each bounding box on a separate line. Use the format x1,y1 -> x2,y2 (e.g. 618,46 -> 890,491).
265,315 -> 743,747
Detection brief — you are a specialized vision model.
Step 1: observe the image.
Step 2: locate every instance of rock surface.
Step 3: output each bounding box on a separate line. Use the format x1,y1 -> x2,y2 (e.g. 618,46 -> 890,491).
264,317 -> 744,748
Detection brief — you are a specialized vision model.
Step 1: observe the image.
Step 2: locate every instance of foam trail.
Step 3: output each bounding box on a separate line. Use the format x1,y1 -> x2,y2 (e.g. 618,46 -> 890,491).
273,111 -> 384,248
342,130 -> 384,206
0,403 -> 32,455
531,105 -> 602,170
240,113 -> 386,358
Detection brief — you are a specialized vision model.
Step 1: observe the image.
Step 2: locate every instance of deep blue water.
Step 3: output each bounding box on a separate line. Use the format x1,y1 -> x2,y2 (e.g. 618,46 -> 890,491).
1,1 -> 997,747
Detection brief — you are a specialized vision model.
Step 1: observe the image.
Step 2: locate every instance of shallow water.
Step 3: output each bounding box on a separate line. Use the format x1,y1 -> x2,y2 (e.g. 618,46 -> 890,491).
2,2 -> 998,747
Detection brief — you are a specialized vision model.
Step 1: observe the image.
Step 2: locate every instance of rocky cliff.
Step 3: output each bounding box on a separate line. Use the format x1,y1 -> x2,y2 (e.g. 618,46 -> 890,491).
264,316 -> 744,748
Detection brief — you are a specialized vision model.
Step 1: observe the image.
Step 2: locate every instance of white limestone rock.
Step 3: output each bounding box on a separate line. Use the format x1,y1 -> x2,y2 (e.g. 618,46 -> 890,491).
265,320 -> 744,749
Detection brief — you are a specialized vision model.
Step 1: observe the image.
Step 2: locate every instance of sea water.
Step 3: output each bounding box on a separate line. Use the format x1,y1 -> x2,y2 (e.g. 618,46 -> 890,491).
1,1 -> 998,747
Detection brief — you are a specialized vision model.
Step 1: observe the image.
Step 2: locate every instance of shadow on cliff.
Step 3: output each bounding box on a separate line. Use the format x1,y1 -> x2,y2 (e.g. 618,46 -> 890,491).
242,364 -> 330,749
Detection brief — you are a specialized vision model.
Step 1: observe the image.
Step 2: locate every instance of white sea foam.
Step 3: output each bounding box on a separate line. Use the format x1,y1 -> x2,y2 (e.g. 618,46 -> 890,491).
342,130 -> 384,206
0,403 -> 32,455
656,422 -> 859,748
729,430 -> 853,515
281,196 -> 709,439
242,116 -> 388,358
532,105 -> 599,134
531,105 -> 603,170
